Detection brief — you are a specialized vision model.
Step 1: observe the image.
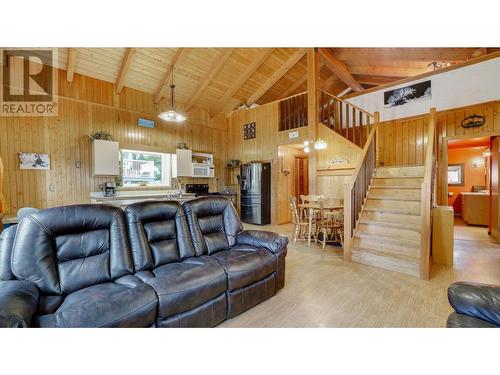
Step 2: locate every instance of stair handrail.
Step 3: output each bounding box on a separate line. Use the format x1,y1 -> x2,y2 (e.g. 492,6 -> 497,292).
320,89 -> 374,118
420,107 -> 437,280
343,112 -> 380,261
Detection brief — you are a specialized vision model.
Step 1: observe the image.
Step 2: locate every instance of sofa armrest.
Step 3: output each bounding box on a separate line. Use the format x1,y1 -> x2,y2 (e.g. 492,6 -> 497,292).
0,280 -> 39,328
237,230 -> 288,254
448,282 -> 500,327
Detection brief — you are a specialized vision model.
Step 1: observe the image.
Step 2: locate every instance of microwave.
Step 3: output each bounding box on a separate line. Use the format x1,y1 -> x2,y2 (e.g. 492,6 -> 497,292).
192,163 -> 215,177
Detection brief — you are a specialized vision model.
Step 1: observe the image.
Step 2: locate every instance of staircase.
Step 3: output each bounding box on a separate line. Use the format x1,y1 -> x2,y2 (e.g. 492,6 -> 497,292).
350,166 -> 424,277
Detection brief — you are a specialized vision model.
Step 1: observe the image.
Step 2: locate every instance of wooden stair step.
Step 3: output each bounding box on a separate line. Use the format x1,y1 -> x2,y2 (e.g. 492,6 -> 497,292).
372,177 -> 423,188
368,187 -> 421,201
351,246 -> 420,277
354,231 -> 420,256
364,198 -> 421,215
357,222 -> 420,240
359,217 -> 421,231
375,166 -> 425,178
361,211 -> 421,225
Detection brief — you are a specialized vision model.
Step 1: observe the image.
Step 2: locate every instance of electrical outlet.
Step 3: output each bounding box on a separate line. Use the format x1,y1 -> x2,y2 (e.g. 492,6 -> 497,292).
49,184 -> 55,192
75,161 -> 81,168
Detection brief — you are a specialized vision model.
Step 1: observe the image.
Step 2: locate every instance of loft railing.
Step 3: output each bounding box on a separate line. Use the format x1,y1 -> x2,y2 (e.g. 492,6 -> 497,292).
279,92 -> 308,131
343,112 -> 379,261
419,107 -> 437,280
319,89 -> 375,148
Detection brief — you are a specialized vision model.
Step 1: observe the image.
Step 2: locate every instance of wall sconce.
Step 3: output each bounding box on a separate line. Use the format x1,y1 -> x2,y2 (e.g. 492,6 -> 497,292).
483,149 -> 492,157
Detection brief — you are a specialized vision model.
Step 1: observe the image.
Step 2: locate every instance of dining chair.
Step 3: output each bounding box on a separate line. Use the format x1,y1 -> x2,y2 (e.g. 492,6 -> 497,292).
314,203 -> 345,251
290,197 -> 309,243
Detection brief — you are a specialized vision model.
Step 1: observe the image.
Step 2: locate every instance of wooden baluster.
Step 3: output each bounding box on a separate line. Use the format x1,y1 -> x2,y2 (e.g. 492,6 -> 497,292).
345,104 -> 350,141
359,111 -> 364,147
338,100 -> 345,137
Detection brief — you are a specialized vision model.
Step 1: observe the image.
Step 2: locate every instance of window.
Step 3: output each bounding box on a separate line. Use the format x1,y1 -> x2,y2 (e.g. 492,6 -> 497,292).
448,164 -> 465,186
120,149 -> 176,187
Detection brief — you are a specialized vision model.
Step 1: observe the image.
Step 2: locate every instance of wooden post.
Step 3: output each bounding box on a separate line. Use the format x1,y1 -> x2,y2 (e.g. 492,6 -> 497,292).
307,48 -> 320,194
374,111 -> 380,167
343,183 -> 352,261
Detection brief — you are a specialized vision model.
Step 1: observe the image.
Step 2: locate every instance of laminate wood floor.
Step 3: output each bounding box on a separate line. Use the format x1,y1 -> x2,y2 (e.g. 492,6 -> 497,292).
220,221 -> 500,328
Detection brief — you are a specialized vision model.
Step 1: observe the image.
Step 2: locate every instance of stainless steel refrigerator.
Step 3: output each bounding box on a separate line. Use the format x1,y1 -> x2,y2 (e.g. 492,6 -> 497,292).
240,162 -> 271,225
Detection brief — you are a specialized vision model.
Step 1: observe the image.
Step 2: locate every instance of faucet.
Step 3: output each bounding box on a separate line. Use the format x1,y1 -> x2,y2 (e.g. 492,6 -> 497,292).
174,178 -> 183,198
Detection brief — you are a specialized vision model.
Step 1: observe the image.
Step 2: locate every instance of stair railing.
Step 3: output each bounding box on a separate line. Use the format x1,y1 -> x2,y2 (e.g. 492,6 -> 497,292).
319,89 -> 375,148
420,107 -> 437,280
279,91 -> 308,131
343,112 -> 379,261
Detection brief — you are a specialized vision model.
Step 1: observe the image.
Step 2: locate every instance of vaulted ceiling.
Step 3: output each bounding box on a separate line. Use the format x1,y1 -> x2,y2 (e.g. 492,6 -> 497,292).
13,47 -> 499,114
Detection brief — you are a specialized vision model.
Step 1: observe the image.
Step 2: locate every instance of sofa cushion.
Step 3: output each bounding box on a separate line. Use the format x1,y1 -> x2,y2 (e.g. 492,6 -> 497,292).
183,197 -> 243,256
125,201 -> 195,271
446,312 -> 498,328
212,244 -> 276,290
141,256 -> 227,319
11,205 -> 133,295
0,225 -> 17,281
35,281 -> 157,328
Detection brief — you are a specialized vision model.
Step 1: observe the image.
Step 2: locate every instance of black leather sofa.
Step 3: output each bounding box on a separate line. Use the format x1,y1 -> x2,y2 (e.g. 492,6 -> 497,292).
0,197 -> 288,328
447,282 -> 500,328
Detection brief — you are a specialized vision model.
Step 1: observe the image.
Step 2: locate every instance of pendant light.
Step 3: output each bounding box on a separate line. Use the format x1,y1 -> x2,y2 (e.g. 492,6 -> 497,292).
158,68 -> 187,123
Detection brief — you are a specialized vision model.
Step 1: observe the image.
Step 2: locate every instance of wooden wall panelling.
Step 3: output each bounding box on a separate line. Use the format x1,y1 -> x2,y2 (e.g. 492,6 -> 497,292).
375,101 -> 499,206
435,101 -> 499,205
0,69 -> 228,215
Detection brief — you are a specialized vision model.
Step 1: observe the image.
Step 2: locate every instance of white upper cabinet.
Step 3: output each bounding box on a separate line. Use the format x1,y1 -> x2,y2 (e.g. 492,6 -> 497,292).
175,149 -> 193,177
92,140 -> 120,176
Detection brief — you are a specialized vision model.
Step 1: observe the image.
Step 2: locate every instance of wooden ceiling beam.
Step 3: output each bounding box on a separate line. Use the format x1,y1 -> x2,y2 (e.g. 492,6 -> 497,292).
332,48 -> 487,62
211,48 -> 274,113
66,48 -> 77,82
115,48 -> 136,94
353,74 -> 406,86
154,48 -> 190,104
318,48 -> 363,92
246,48 -> 307,105
184,48 -> 234,112
348,65 -> 429,77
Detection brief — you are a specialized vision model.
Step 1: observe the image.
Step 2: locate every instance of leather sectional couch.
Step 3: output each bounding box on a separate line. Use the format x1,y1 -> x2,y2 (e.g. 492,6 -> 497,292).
447,282 -> 500,328
0,197 -> 288,328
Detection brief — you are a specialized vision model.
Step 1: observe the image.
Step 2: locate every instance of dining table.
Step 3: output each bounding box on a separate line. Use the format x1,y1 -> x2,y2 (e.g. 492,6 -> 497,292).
298,200 -> 344,247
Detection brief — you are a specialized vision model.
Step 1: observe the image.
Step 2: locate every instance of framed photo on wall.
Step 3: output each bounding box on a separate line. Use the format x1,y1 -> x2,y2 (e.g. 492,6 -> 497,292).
18,152 -> 50,170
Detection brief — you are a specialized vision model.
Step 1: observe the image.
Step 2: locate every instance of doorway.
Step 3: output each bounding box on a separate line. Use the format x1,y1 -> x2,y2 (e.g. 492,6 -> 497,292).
276,144 -> 308,224
293,155 -> 309,199
446,136 -> 492,241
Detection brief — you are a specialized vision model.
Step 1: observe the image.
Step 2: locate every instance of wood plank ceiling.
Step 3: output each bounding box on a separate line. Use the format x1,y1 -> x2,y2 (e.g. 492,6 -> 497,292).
17,47 -> 497,114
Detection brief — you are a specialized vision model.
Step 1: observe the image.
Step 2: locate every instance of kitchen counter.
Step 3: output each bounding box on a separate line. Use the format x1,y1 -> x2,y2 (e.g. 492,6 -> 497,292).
462,192 -> 489,226
90,190 -> 197,208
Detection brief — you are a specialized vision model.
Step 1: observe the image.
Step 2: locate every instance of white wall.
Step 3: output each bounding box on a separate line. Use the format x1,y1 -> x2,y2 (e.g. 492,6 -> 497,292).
346,57 -> 500,121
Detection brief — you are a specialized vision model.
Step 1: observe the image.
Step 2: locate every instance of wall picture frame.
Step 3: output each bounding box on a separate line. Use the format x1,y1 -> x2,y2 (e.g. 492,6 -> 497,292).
18,152 -> 50,170
384,80 -> 432,108
243,122 -> 256,140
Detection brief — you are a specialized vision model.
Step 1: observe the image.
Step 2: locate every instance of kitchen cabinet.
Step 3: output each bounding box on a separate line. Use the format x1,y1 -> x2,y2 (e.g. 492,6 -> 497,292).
92,140 -> 119,176
176,149 -> 193,177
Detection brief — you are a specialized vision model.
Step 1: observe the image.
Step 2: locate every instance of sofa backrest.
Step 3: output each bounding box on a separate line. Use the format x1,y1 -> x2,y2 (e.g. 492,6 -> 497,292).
11,204 -> 133,296
125,201 -> 195,272
0,224 -> 17,281
182,197 -> 243,255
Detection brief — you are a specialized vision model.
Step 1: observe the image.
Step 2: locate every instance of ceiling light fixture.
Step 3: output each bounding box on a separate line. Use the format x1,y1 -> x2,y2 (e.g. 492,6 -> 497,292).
158,69 -> 186,123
